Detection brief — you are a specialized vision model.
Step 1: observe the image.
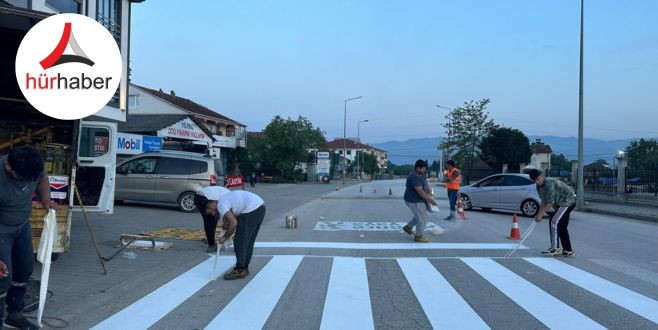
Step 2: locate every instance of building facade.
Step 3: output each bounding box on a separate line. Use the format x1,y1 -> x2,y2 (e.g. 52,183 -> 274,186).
120,84 -> 246,165
326,138 -> 388,174
529,138 -> 552,175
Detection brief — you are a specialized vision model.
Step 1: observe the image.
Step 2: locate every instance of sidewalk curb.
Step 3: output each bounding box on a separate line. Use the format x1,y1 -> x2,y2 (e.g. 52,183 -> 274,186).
582,207 -> 658,223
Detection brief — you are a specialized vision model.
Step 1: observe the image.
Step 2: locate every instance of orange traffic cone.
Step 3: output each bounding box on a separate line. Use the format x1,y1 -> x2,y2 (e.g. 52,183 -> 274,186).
336,186 -> 340,191
507,214 -> 521,240
388,188 -> 393,196
457,200 -> 466,220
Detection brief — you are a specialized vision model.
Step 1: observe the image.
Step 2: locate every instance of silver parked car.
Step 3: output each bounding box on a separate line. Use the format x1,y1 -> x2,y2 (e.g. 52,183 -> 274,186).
458,174 -> 540,217
115,151 -> 225,212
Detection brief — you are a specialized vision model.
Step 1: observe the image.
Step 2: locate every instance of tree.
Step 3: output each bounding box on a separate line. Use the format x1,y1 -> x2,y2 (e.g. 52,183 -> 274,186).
550,153 -> 572,172
439,99 -> 498,181
429,160 -> 441,173
348,151 -> 380,175
479,127 -> 531,172
626,138 -> 658,170
258,115 -> 327,181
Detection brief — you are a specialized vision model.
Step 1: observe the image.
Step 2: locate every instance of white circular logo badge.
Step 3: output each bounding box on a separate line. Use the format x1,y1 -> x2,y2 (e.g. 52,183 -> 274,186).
15,13 -> 122,120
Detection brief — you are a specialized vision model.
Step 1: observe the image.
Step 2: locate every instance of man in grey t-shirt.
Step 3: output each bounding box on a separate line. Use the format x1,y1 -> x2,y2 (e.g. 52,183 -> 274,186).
0,146 -> 55,330
402,160 -> 436,243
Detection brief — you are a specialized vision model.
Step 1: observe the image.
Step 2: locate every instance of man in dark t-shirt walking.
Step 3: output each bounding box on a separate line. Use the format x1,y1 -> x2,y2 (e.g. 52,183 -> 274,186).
402,160 -> 437,243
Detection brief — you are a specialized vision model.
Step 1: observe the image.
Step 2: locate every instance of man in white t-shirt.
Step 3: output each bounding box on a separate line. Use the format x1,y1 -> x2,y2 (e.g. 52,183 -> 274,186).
204,190 -> 265,280
194,186 -> 231,252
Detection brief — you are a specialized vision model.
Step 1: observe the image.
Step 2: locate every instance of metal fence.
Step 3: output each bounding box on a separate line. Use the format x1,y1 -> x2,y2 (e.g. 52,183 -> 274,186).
625,168 -> 658,196
583,169 -> 616,193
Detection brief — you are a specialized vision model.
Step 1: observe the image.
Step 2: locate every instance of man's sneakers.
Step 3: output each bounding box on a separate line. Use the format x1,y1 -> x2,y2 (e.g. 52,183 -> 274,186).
559,250 -> 575,257
541,248 -> 560,255
3,312 -> 39,330
402,225 -> 413,235
224,267 -> 249,280
444,213 -> 457,221
414,235 -> 429,243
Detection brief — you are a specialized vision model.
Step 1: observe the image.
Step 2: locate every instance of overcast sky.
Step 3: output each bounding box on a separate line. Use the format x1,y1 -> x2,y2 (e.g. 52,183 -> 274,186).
129,0 -> 657,143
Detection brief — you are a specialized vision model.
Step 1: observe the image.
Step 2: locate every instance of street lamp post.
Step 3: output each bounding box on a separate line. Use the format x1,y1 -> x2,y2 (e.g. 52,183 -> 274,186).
357,119 -> 369,180
343,96 -> 362,184
436,105 -> 452,178
576,0 -> 585,209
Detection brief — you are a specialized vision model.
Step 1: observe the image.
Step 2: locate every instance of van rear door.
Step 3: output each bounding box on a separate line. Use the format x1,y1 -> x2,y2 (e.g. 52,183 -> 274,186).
72,121 -> 117,214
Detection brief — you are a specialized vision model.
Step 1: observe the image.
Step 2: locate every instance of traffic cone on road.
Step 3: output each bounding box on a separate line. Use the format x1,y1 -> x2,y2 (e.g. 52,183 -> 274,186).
457,200 -> 466,220
507,214 -> 521,240
388,188 -> 393,196
336,186 -> 340,191
373,187 -> 377,194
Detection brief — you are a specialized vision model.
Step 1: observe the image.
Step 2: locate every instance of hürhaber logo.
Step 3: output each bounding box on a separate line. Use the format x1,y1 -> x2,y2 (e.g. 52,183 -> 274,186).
15,13 -> 122,120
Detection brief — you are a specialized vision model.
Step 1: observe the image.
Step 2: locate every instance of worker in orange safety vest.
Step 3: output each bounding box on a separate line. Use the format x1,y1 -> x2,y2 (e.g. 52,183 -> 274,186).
443,160 -> 461,220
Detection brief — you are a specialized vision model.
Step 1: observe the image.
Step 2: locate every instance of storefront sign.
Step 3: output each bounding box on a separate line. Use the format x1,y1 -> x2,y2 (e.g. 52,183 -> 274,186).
117,133 -> 162,155
316,151 -> 330,178
157,118 -> 211,142
212,135 -> 237,148
225,176 -> 244,188
48,175 -> 69,200
314,221 -> 443,232
94,136 -> 109,156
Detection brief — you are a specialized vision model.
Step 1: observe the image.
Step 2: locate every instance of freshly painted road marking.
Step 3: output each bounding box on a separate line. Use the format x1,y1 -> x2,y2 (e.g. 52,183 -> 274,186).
320,257 -> 374,330
205,255 -> 303,329
91,256 -> 234,330
255,242 -> 528,250
526,258 -> 658,323
314,221 -> 443,232
397,258 -> 489,329
462,258 -> 604,329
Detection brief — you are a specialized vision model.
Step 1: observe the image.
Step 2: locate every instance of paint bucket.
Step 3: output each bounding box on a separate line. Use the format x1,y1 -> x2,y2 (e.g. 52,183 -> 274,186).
285,215 -> 298,229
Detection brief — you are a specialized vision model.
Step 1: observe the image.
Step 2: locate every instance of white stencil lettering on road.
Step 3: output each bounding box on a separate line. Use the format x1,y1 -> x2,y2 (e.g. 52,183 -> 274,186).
314,221 -> 443,232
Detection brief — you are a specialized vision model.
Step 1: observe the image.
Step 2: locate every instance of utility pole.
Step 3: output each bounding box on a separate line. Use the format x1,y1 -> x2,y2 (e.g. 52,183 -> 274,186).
576,0 -> 585,209
343,96 -> 362,184
357,119 -> 369,180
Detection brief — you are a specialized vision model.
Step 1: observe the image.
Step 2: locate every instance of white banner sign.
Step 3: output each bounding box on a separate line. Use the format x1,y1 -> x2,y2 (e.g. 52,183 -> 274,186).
157,118 -> 211,142
212,135 -> 237,148
314,221 -> 443,232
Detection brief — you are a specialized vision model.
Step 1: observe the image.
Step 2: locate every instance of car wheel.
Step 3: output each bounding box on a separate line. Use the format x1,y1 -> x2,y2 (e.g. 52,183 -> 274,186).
521,199 -> 539,217
177,192 -> 197,212
460,194 -> 473,210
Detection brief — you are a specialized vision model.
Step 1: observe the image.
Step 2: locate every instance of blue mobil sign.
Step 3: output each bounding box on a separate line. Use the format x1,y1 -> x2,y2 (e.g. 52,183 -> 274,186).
117,133 -> 162,155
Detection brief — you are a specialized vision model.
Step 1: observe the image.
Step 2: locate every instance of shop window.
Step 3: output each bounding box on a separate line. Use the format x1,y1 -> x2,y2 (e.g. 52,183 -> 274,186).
79,127 -> 110,157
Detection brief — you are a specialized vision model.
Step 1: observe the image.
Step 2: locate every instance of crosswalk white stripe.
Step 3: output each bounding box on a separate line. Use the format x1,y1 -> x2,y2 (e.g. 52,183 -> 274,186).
91,256 -> 234,330
397,258 -> 490,329
255,242 -> 528,250
462,258 -> 605,330
320,257 -> 374,330
526,258 -> 658,323
204,255 -> 304,329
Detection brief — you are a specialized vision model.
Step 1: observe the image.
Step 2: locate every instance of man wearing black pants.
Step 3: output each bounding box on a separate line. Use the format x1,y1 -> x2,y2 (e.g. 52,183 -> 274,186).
528,169 -> 577,257
1,146 -> 56,330
204,190 -> 265,280
195,186 -> 230,252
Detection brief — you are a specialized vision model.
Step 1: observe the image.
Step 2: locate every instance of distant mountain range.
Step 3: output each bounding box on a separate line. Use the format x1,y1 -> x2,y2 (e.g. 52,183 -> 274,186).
372,136 -> 655,166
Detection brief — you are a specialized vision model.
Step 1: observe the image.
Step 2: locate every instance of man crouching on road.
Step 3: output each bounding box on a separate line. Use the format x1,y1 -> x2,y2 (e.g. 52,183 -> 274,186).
528,169 -> 576,257
1,145 -> 56,330
205,190 -> 266,280
194,186 -> 230,252
402,160 -> 437,243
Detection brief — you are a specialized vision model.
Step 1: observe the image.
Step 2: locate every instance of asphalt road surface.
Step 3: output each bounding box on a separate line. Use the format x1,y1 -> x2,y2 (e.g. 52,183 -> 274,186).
40,180 -> 658,329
